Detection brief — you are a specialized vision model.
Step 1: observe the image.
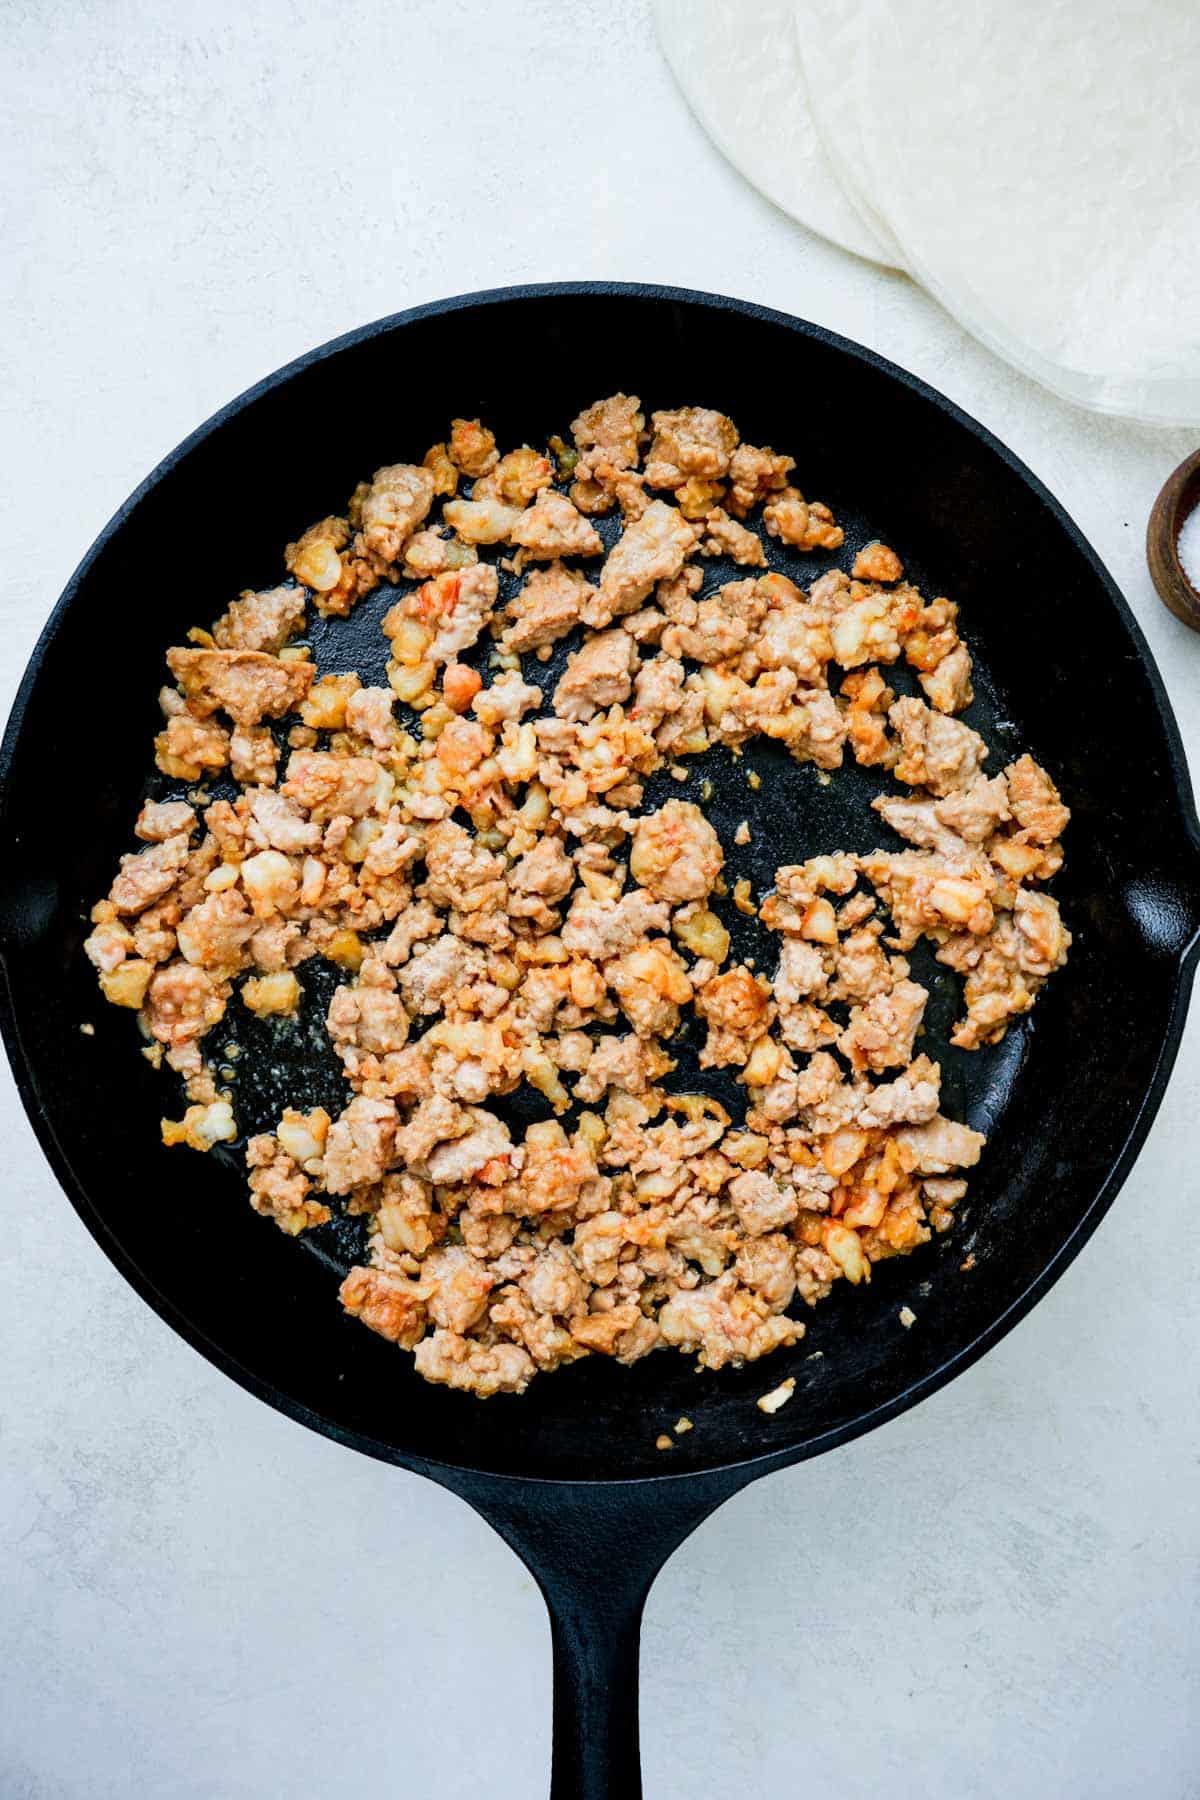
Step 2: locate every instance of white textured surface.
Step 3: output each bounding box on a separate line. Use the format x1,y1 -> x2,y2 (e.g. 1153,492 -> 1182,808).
2,4 -> 1199,1796
655,0 -> 896,267
851,0 -> 1200,424
792,0 -> 906,267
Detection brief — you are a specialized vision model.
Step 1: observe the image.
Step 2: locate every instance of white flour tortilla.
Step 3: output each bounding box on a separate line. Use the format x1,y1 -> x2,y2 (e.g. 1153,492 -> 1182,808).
854,0 -> 1200,424
654,0 -> 898,268
792,1 -> 905,268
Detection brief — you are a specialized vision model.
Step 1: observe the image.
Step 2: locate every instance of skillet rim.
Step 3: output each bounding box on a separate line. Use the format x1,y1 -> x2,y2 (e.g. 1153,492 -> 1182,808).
2,279 -> 1198,1492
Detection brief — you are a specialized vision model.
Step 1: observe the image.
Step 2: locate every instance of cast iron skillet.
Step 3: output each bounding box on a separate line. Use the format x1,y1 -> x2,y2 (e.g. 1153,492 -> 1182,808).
2,284 -> 1198,1798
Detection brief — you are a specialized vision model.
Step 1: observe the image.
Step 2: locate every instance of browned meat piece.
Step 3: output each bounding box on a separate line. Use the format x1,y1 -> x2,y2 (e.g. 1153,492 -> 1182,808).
323,1096 -> 398,1195
499,564 -> 593,654
353,463 -> 436,570
946,917 -> 1036,1050
859,848 -> 996,946
839,977 -> 929,1073
135,800 -> 196,843
774,936 -> 833,1004
662,576 -> 770,664
607,942 -> 693,1036
165,648 -> 314,728
447,418 -> 499,478
561,888 -> 670,959
509,835 -> 574,907
421,1245 -> 495,1333
658,1272 -> 803,1369
630,654 -> 686,729
247,789 -> 321,854
1005,754 -> 1070,844
340,1262 -> 427,1347
281,751 -> 386,821
519,1119 -> 603,1216
154,713 -> 230,780
890,698 -> 986,795
472,670 -> 543,726
327,978 -> 410,1058
229,725 -> 278,786
414,1329 -> 535,1395
382,563 -> 499,665
345,686 -> 396,749
511,490 -> 604,560
420,820 -> 508,921
572,1033 -> 672,1103
644,407 -> 738,488
696,967 -> 773,1067
729,1171 -> 799,1237
395,933 -> 483,1015
212,584 -> 307,653
423,1107 -> 512,1185
830,926 -> 898,1003
629,801 -> 723,903
176,890 -> 256,976
109,833 -> 190,914
571,393 -> 644,469
725,443 -> 795,516
522,1242 -> 587,1318
1014,888 -> 1070,975
855,1057 -> 942,1128
246,1131 -> 331,1235
852,542 -> 904,583
762,488 -> 844,550
591,500 -> 697,623
143,961 -> 226,1046
553,629 -> 638,722
896,1116 -> 986,1173
920,642 -> 973,713
698,508 -> 767,566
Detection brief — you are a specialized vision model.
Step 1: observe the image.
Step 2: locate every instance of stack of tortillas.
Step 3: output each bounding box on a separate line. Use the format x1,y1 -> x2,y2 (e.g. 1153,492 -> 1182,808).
656,0 -> 1200,425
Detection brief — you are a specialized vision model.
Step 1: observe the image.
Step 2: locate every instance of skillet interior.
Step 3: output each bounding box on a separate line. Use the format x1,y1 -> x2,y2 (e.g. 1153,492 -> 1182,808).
2,286 -> 1197,1482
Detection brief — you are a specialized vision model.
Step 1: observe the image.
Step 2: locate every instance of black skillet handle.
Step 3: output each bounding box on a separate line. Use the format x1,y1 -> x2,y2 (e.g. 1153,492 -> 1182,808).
453,1470 -> 749,1799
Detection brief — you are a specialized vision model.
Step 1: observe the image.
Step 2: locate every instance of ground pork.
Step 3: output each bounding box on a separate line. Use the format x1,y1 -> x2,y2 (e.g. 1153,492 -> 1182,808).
282,751 -> 386,820
592,500 -> 696,623
383,563 -> 500,666
762,488 -> 844,550
413,1329 -> 535,1396
658,1273 -> 803,1369
839,978 -> 929,1073
500,564 -> 593,654
109,833 -> 191,914
89,388 -> 1071,1400
890,698 -> 986,796
323,1096 -> 399,1195
510,489 -> 604,560
629,800 -> 723,904
571,392 -> 644,468
353,463 -> 436,570
212,584 -> 307,654
644,407 -> 738,488
726,443 -> 795,515
561,887 -> 670,958
165,647 -> 314,727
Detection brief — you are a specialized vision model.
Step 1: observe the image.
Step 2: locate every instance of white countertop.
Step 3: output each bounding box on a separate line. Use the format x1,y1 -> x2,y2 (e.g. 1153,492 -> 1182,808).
2,4 -> 1198,1795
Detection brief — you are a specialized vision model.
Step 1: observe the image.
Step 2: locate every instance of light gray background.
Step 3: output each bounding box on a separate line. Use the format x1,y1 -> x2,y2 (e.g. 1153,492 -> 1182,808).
2,4 -> 1198,1796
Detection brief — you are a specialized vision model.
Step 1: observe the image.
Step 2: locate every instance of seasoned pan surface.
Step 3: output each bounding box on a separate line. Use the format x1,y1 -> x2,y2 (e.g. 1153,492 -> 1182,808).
2,284 -> 1197,1484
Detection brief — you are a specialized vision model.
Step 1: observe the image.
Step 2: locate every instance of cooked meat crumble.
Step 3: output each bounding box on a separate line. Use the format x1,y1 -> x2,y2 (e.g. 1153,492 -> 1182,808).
85,395 -> 1071,1398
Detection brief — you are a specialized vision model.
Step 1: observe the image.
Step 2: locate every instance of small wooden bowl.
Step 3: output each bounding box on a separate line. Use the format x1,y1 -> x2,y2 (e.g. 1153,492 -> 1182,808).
1147,447 -> 1200,632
